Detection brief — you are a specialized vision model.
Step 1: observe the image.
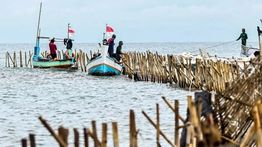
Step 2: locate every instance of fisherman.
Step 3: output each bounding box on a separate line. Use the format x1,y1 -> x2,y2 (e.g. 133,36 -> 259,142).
236,28 -> 248,46
115,41 -> 124,61
236,28 -> 248,56
64,38 -> 74,59
107,34 -> 116,57
49,38 -> 57,60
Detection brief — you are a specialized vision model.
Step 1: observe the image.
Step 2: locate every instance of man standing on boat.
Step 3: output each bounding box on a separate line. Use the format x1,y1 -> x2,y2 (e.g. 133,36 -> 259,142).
64,39 -> 74,59
115,41 -> 124,61
49,38 -> 57,60
236,28 -> 248,56
107,34 -> 116,57
236,28 -> 248,46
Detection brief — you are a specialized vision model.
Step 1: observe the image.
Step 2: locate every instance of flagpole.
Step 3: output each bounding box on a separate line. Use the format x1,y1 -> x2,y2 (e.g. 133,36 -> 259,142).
67,23 -> 70,39
258,26 -> 262,61
35,2 -> 42,47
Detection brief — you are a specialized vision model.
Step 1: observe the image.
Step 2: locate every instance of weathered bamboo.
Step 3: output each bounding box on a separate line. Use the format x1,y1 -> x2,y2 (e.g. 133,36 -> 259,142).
74,128 -> 79,147
24,52 -> 27,67
38,116 -> 67,147
156,104 -> 160,147
253,105 -> 262,146
21,138 -> 27,147
14,51 -> 17,67
29,51 -> 32,68
29,134 -> 36,147
101,123 -> 107,147
87,128 -> 101,146
7,52 -> 14,67
112,122 -> 119,147
91,121 -> 100,147
7,52 -> 10,67
129,110 -> 137,147
5,52 -> 7,67
83,128 -> 89,147
175,100 -> 179,147
58,126 -> 69,147
20,50 -> 23,67
162,97 -> 185,123
142,110 -> 175,147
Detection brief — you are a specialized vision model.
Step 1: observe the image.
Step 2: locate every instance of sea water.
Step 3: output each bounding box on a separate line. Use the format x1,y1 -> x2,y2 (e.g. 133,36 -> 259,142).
0,42 -> 258,146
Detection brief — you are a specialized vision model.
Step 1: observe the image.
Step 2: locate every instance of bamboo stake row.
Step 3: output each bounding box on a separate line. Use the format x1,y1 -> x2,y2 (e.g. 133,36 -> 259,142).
212,61 -> 262,145
18,94 -> 231,147
5,51 -> 33,68
4,50 -> 92,70
20,87 -> 262,147
21,111 -> 138,147
122,51 -> 253,93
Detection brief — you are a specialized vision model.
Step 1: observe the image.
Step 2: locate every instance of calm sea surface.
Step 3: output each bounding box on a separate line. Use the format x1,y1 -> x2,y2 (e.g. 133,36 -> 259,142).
0,42 -> 257,146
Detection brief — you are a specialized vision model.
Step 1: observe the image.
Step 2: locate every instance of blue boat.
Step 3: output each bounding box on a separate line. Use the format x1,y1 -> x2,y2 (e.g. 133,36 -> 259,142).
86,47 -> 123,76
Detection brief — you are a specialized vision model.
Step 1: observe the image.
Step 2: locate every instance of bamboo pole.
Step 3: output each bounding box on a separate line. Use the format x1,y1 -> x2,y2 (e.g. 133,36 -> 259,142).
29,134 -> 36,147
142,110 -> 175,147
187,96 -> 203,142
25,52 -> 27,67
92,121 -> 99,147
10,52 -> 14,67
58,126 -> 69,147
156,104 -> 160,147
162,97 -> 185,123
87,128 -> 101,146
257,26 -> 262,61
29,51 -> 32,68
7,52 -> 10,67
5,52 -> 7,67
83,52 -> 86,72
129,110 -> 138,147
101,123 -> 108,147
38,116 -> 67,147
20,50 -> 23,67
21,138 -> 27,147
74,128 -> 79,147
14,51 -> 17,67
175,100 -> 179,147
84,128 -> 89,147
112,122 -> 119,147
253,105 -> 262,146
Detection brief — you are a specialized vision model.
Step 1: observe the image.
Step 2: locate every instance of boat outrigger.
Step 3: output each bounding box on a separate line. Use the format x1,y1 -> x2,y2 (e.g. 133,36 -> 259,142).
32,3 -> 76,68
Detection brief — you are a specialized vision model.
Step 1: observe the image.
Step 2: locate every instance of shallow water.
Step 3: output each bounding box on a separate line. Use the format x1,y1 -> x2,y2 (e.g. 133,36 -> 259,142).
0,42 -> 257,146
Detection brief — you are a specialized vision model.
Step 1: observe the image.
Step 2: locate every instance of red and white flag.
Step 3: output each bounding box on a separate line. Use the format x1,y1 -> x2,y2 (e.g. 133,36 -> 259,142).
68,26 -> 75,37
106,24 -> 114,39
106,24 -> 114,33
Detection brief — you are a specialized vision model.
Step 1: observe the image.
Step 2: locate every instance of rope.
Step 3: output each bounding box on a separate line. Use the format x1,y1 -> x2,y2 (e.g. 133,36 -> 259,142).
188,41 -> 237,56
204,41 -> 236,49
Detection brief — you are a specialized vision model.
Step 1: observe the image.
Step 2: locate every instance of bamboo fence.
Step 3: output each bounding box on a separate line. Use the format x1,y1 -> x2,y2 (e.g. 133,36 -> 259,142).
122,51 -> 254,93
19,61 -> 262,146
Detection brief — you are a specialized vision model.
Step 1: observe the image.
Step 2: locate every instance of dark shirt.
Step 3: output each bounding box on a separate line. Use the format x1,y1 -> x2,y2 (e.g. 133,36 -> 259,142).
237,32 -> 248,46
49,43 -> 57,54
107,38 -> 115,57
66,40 -> 73,49
116,45 -> 122,54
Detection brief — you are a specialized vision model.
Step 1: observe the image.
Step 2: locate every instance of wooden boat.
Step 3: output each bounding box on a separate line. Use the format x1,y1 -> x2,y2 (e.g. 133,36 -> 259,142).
86,46 -> 123,76
32,3 -> 76,69
241,45 -> 260,57
33,58 -> 75,68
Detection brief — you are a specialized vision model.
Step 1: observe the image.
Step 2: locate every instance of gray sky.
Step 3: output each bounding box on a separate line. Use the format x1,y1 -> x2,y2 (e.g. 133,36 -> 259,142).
1,0 -> 262,43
